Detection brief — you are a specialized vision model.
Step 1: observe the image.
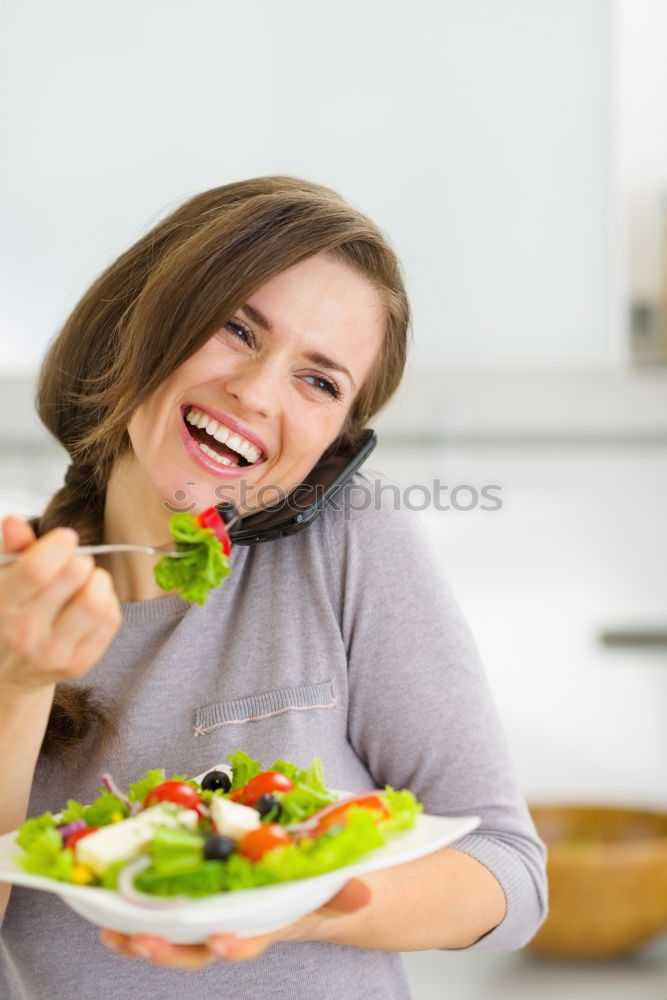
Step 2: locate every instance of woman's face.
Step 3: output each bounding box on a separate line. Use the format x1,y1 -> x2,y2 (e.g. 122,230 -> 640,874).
126,253 -> 385,519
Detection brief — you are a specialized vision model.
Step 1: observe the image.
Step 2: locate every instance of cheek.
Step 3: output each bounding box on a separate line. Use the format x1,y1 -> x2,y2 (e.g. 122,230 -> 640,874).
282,406 -> 345,455
126,395 -> 180,489
269,413 -> 346,488
125,408 -> 148,457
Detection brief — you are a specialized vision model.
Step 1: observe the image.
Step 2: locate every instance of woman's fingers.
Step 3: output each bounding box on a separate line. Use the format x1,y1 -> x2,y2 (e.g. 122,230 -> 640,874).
65,606 -> 123,675
99,930 -> 140,958
206,878 -> 374,960
100,931 -> 217,969
4,555 -> 96,657
0,518 -> 122,691
0,524 -> 79,608
319,877 -> 372,915
1,515 -> 37,554
48,569 -> 121,671
207,931 -> 277,962
2,564 -> 120,676
100,880 -> 373,967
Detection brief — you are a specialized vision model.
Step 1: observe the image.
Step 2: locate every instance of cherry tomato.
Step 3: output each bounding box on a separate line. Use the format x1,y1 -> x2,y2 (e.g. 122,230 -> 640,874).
236,771 -> 295,807
196,507 -> 232,556
64,826 -> 99,850
144,781 -> 202,811
310,794 -> 389,836
239,824 -> 290,861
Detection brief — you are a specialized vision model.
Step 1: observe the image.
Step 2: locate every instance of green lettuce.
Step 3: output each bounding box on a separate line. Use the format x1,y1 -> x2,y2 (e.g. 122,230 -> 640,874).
101,860 -> 126,890
149,826 -> 206,875
237,756 -> 336,823
257,809 -> 385,883
154,513 -> 230,605
272,757 -> 327,792
14,828 -> 74,882
227,751 -> 262,790
59,791 -> 129,827
377,787 -> 422,832
16,813 -> 56,850
59,799 -> 86,823
12,761 -> 423,896
128,768 -> 166,803
134,809 -> 385,897
135,860 -> 229,897
84,789 -> 130,826
273,759 -> 336,823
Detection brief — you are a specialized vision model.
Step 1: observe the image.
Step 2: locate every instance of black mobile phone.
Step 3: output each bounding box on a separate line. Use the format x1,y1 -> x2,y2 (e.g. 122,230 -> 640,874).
228,428 -> 377,545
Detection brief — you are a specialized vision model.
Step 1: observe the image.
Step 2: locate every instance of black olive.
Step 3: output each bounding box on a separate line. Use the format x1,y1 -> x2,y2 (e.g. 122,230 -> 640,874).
254,794 -> 282,820
201,769 -> 232,793
203,834 -> 236,861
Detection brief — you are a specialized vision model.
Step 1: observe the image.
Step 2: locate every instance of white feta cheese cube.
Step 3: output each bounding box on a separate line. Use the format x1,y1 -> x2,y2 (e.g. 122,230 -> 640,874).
134,803 -> 199,831
75,804 -> 198,876
209,797 -> 261,841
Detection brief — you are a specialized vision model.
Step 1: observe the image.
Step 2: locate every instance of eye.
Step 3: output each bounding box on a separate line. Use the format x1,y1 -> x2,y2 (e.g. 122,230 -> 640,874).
223,318 -> 254,346
303,374 -> 343,400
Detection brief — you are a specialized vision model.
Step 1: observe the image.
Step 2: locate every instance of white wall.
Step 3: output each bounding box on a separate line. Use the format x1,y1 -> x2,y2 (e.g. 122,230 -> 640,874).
616,0 -> 667,299
0,0 -> 613,371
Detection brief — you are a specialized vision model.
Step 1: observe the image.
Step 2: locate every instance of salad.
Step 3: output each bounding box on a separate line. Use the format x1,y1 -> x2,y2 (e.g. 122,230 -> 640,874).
153,505 -> 234,605
13,752 -> 421,903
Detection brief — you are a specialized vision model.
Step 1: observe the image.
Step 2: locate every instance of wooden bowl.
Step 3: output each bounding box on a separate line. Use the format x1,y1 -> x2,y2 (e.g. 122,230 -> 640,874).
528,804 -> 667,958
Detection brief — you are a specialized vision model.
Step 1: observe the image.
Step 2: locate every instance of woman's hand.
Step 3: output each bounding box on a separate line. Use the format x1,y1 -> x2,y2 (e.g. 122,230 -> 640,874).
99,878 -> 372,969
0,515 -> 122,694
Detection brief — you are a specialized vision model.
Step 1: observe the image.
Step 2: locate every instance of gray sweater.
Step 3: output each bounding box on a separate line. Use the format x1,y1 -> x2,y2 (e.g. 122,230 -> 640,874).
0,471 -> 547,1000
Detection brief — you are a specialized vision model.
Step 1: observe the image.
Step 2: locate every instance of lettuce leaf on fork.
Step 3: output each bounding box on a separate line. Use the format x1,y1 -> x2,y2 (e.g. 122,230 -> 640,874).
153,513 -> 230,605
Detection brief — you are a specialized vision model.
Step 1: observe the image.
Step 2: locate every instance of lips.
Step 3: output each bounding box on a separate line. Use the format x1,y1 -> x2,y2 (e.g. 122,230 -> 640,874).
185,420 -> 251,466
181,404 -> 268,460
179,404 -> 269,480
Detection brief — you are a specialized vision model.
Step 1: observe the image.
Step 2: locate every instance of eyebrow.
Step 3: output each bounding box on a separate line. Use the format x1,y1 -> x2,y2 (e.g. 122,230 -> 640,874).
240,302 -> 357,392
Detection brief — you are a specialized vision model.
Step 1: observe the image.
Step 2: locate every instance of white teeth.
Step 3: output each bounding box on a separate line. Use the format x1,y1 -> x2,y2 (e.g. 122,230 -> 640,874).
186,407 -> 262,464
212,425 -> 231,446
186,410 -> 210,431
237,440 -> 261,463
210,428 -> 260,464
197,441 -> 238,467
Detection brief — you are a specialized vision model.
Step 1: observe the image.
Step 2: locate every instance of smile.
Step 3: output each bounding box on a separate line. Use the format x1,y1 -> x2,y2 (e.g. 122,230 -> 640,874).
183,407 -> 266,469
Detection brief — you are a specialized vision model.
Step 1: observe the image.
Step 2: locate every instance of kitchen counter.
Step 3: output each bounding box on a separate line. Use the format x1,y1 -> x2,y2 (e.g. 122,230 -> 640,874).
402,932 -> 667,1000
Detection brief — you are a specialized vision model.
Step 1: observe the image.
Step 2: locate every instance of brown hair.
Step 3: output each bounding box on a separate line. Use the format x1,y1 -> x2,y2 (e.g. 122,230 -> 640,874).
34,175 -> 411,760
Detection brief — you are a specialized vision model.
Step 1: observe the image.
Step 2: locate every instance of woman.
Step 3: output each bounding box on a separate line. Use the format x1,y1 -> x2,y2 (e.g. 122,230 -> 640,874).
0,176 -> 547,999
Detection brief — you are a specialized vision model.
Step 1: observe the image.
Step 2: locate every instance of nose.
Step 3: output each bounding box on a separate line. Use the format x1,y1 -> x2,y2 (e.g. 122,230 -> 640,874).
223,359 -> 280,419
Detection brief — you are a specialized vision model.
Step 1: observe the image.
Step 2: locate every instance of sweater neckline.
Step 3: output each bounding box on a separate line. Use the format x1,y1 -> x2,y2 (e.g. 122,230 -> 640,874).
118,544 -> 250,625
120,593 -> 192,625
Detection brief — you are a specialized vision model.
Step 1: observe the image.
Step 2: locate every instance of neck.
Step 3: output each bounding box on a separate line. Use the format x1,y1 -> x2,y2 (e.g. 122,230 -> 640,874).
99,452 -> 177,603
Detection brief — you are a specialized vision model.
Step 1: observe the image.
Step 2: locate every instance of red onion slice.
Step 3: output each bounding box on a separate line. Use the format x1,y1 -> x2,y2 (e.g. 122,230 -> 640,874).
284,790 -> 386,834
101,773 -> 142,814
56,818 -> 87,842
116,857 -> 191,909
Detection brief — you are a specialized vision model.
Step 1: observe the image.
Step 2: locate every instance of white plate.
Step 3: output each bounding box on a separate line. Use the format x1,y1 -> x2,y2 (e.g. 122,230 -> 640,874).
0,813 -> 479,943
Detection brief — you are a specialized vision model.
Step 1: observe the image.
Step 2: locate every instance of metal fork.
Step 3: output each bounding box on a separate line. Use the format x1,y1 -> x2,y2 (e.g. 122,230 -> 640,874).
0,503 -> 241,565
0,543 -> 190,565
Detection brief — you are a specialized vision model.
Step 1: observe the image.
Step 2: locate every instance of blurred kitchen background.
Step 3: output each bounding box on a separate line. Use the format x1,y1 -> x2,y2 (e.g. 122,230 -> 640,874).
1,0 -> 667,996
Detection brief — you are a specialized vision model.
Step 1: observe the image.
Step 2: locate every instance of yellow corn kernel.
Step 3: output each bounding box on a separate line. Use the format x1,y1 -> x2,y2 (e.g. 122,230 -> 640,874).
71,864 -> 95,885
110,812 -> 125,823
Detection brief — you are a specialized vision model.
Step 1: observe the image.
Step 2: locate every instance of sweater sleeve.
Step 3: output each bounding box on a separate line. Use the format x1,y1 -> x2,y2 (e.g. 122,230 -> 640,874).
321,472 -> 548,951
